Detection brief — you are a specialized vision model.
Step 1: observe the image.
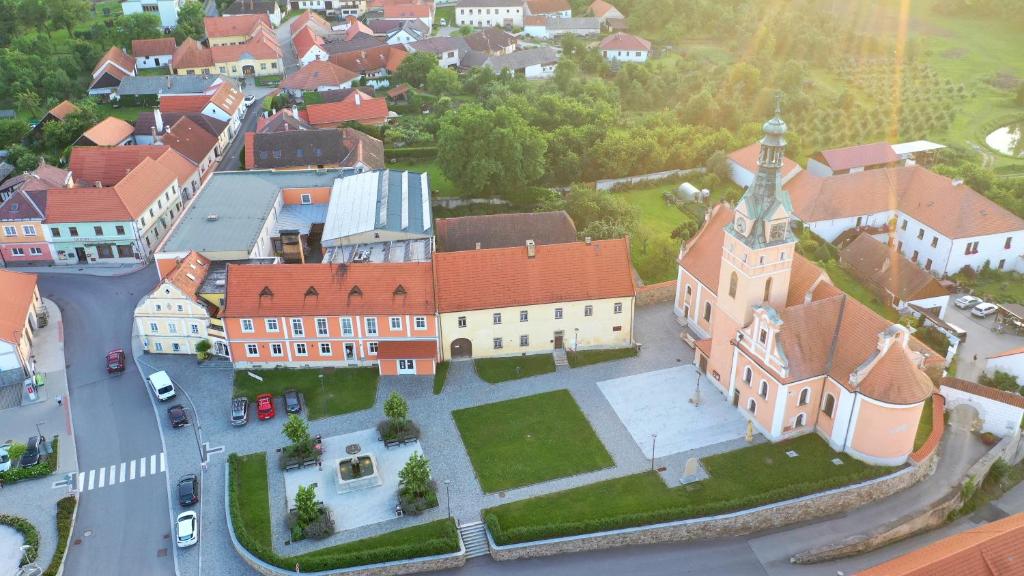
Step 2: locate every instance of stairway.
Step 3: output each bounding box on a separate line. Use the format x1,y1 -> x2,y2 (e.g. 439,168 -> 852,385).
459,521 -> 490,559
199,358 -> 233,369
553,349 -> 569,367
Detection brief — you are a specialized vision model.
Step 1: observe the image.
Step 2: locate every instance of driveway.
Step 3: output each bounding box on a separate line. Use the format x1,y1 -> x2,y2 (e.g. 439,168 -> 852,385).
944,298 -> 1024,381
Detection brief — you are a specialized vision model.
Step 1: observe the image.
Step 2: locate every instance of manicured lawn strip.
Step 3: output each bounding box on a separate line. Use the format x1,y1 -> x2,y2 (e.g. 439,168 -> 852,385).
485,434 -> 896,544
474,354 -> 555,384
233,368 -> 379,420
229,453 -> 272,549
433,361 -> 449,395
914,396 -> 934,452
452,390 -> 613,492
137,67 -> 171,77
94,102 -> 150,122
568,347 -> 638,368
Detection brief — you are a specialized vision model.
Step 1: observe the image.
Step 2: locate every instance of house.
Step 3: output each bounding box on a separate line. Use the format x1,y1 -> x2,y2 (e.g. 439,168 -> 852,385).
727,141 -> 802,189
322,33 -> 389,58
838,232 -> 950,317
69,145 -> 175,186
134,251 -> 216,355
456,0 -> 525,28
159,81 -> 245,136
464,27 -> 517,55
289,0 -> 367,16
320,170 -> 432,247
75,117 -> 137,147
171,34 -> 283,79
406,36 -> 470,68
434,238 -> 635,360
279,60 -> 360,96
985,348 -> 1024,386
0,270 -> 43,381
386,83 -> 410,102
599,32 -> 650,62
293,26 -> 330,65
122,0 -> 185,28
807,142 -> 902,177
256,107 -> 313,133
0,191 -> 53,264
135,109 -> 230,170
675,109 -> 942,467
290,10 -> 333,38
114,74 -> 225,99
366,18 -> 430,45
222,0 -> 283,27
303,90 -> 390,126
90,46 -> 136,95
0,160 -> 73,203
245,128 -> 384,171
480,46 -> 558,79
204,14 -> 273,46
159,116 -> 222,180
435,211 -> 577,252
523,15 -> 600,37
28,100 -> 79,139
222,261 -> 440,375
132,38 -> 177,70
377,1 -> 435,29
526,0 -> 570,17
587,0 -> 622,21
328,45 -> 407,87
856,511 -> 1024,576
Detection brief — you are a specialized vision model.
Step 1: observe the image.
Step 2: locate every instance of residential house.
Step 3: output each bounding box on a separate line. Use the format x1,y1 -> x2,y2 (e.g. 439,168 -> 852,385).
122,0 -> 185,28
159,116 -> 222,181
134,251 -> 225,355
328,45 -> 407,87
479,46 -> 558,79
587,0 -> 623,21
69,145 -> 200,199
807,142 -> 902,177
171,34 -> 283,78
245,128 -> 384,171
289,0 -> 366,16
322,33 -> 389,58
222,0 -> 283,27
159,81 -> 245,136
456,0 -> 525,28
90,46 -> 136,95
293,26 -> 330,65
675,109 -> 942,466
406,36 -> 470,68
114,74 -> 226,100
727,141 -> 802,189
838,232 -> 951,317
523,15 -> 599,37
204,14 -> 273,46
256,108 -> 313,133
0,270 -> 43,381
386,83 -> 410,102
376,1 -> 435,29
0,191 -> 52,264
985,347 -> 1024,385
290,10 -> 333,39
279,60 -> 360,96
0,160 -> 72,203
434,238 -> 636,360
304,90 -> 390,126
463,27 -> 517,55
132,37 -> 178,69
435,211 -> 577,252
366,19 -> 429,45
599,32 -> 650,62
75,117 -> 136,147
526,0 -> 570,16
222,261 -> 440,374
135,109 -> 229,173
28,101 -> 79,139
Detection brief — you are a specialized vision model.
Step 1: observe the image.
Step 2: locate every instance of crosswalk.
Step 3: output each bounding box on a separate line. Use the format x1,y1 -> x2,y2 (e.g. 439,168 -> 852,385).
76,452 -> 165,492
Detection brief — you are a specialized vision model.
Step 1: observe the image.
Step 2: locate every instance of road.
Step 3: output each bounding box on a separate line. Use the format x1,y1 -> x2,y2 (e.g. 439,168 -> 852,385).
216,100 -> 263,172
40,266 -> 175,576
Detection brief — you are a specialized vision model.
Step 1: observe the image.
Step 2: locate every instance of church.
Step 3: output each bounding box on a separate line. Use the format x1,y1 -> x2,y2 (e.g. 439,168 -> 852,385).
674,106 -> 942,466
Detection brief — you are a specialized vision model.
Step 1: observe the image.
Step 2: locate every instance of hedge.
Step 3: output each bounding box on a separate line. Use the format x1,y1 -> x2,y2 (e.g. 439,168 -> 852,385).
41,496 -> 77,576
0,514 -> 39,566
384,146 -> 438,160
0,436 -> 59,484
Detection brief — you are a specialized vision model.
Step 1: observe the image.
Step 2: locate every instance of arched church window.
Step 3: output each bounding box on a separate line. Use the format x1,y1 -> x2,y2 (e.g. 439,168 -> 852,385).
728,272 -> 738,298
763,277 -> 772,302
822,394 -> 836,418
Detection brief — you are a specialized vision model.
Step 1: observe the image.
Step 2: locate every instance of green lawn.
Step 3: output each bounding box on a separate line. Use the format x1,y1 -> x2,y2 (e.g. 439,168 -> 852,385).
388,159 -> 458,198
956,269 -> 1024,305
452,390 -> 613,492
474,354 -> 555,384
567,347 -> 638,368
302,91 -> 324,105
914,396 -> 934,452
433,361 -> 450,395
94,102 -> 150,122
229,453 -> 272,549
289,520 -> 458,570
821,261 -> 899,322
137,67 -> 171,77
614,183 -> 690,284
233,368 -> 378,420
485,434 -> 896,544
433,5 -> 454,30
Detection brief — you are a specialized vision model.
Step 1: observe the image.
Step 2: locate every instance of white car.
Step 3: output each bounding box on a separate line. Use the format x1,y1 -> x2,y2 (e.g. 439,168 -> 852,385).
972,303 -> 998,318
955,295 -> 982,309
176,511 -> 198,548
0,443 -> 11,473
243,95 -> 256,106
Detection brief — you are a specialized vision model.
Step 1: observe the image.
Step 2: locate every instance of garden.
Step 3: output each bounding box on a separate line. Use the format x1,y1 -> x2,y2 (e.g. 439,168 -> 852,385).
232,368 -> 379,420
473,354 -> 556,384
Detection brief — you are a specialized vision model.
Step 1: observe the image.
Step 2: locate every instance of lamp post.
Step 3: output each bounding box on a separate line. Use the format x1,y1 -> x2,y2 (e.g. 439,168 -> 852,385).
574,328 -> 579,350
318,373 -> 325,417
444,479 -> 452,518
34,422 -> 44,442
650,433 -> 657,471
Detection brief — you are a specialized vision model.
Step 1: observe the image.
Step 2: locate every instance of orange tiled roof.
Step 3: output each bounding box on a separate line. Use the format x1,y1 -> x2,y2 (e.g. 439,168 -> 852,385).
69,145 -> 170,186
290,10 -> 331,37
588,0 -> 618,17
599,32 -> 650,51
329,45 -> 406,74
292,26 -> 324,58
204,14 -> 271,38
433,239 -> 636,313
160,94 -> 211,114
678,203 -> 732,293
222,262 -> 436,317
377,340 -> 437,359
527,0 -> 570,14
941,377 -> 1024,409
280,60 -> 359,90
209,31 -> 282,63
113,156 -> 177,219
45,187 -> 131,223
382,3 -> 431,18
81,117 -> 135,146
989,346 -> 1024,359
165,251 -> 212,297
207,81 -> 244,115
161,116 -> 219,164
839,233 -> 949,302
304,91 -> 389,127
172,38 -> 215,69
345,16 -> 374,40
856,334 -> 936,404
132,37 -> 177,57
0,270 -> 37,345
155,148 -> 199,188
815,142 -> 900,172
93,46 -> 135,76
47,100 -> 79,121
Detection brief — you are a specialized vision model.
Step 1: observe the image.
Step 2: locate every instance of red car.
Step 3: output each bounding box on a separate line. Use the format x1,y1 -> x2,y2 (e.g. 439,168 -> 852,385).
256,394 -> 275,420
106,349 -> 126,374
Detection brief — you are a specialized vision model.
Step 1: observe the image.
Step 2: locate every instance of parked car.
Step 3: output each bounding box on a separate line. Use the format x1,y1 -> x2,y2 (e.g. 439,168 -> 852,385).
0,443 -> 11,473
148,370 -> 177,401
283,389 -> 302,414
256,393 -> 275,420
177,474 -> 199,507
106,348 -> 126,374
168,405 -> 189,428
972,302 -> 999,318
955,295 -> 983,309
243,95 -> 255,106
20,436 -> 43,468
230,397 -> 249,426
175,511 -> 198,548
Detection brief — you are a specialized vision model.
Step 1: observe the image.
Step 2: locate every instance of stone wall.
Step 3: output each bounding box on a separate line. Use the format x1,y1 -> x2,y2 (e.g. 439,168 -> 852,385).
488,453 -> 937,561
433,197 -> 511,209
595,167 -> 703,191
636,281 -> 676,306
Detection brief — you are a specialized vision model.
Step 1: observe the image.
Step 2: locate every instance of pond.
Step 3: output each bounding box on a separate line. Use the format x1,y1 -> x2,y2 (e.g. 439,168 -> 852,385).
985,122 -> 1024,157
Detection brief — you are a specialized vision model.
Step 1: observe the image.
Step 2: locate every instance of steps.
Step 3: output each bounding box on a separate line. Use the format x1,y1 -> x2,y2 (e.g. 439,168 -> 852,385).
459,521 -> 490,558
553,349 -> 569,367
198,358 -> 233,369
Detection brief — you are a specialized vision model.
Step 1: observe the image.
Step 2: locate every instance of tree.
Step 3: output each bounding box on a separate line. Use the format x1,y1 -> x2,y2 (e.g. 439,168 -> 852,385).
14,90 -> 41,115
553,59 -> 579,92
671,217 -> 699,241
704,150 -> 731,183
294,484 -> 319,527
5,144 -> 39,172
195,339 -> 211,360
174,1 -> 205,42
542,184 -> 638,240
394,52 -> 439,88
0,119 -> 30,148
282,414 -> 311,446
47,0 -> 91,35
398,452 -> 431,497
979,370 -> 1020,394
425,66 -> 461,96
113,13 -> 162,46
383,391 -> 409,426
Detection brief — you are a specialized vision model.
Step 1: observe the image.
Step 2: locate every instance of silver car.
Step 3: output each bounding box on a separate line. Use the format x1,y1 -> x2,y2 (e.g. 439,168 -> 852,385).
176,511 -> 198,548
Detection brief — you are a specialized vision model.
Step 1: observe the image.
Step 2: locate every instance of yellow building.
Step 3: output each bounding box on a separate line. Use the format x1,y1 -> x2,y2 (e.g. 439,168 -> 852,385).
433,239 -> 636,360
172,33 -> 283,78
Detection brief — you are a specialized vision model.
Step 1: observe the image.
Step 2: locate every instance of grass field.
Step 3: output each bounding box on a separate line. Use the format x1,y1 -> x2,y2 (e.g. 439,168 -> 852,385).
137,67 -> 171,77
230,453 -> 272,548
453,390 -> 613,492
233,368 -> 378,420
914,396 -> 935,452
433,361 -> 450,395
474,354 -> 556,383
485,434 -> 895,544
567,347 -> 638,368
613,184 -> 690,284
388,159 -> 458,197
95,102 -> 150,122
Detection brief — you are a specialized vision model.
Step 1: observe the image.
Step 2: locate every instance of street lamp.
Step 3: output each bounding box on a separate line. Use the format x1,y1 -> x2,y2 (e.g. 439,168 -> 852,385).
650,433 -> 657,471
444,479 -> 452,518
318,373 -> 325,417
574,328 -> 579,350
35,422 -> 44,442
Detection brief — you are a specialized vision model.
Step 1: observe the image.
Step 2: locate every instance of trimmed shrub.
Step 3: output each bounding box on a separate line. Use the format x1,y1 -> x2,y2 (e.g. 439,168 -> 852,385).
0,514 -> 39,566
0,436 -> 59,484
385,146 -> 438,160
41,496 -> 77,576
377,420 -> 420,443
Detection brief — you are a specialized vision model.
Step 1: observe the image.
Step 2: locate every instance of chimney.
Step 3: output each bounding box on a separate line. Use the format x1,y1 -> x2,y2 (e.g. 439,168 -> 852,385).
355,92 -> 361,105
166,75 -> 172,89
94,181 -> 103,187
584,236 -> 592,245
150,126 -> 158,141
291,105 -> 298,118
475,242 -> 481,250
37,156 -> 45,168
526,239 -> 536,258
154,108 -> 164,133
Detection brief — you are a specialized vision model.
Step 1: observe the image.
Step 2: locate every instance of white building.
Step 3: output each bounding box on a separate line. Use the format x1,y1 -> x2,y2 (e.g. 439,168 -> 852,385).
481,47 -> 558,79
122,0 -> 186,28
727,141 -> 802,189
523,15 -> 600,38
599,32 -> 651,62
940,377 -> 1024,436
456,0 -> 525,28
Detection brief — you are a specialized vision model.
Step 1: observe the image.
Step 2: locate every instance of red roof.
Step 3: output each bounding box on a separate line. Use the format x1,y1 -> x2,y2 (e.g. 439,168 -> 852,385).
377,340 -> 437,359
599,32 -> 651,52
80,117 -> 135,146
47,100 -> 79,121
172,38 -> 214,69
222,262 -> 435,317
280,60 -> 359,90
93,46 -> 135,76
132,37 -> 177,57
165,251 -> 212,297
0,270 -> 37,346
382,3 -> 432,18
292,26 -> 324,58
989,346 -> 1024,359
45,187 -> 131,223
207,81 -> 244,115
345,16 -> 374,40
290,10 -> 331,37
160,94 -> 211,114
204,14 -> 271,39
161,116 -> 219,164
69,145 -> 170,186
209,31 -> 282,62
433,239 -> 636,313
816,142 -> 900,172
304,91 -> 389,127
113,156 -> 177,219
941,377 -> 1024,409
329,45 -> 406,74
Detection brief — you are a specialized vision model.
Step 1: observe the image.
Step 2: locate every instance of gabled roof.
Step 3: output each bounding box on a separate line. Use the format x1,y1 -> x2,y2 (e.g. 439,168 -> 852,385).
256,108 -> 312,133
815,142 -> 900,172
527,0 -> 570,13
377,340 -> 437,359
839,233 -> 949,303
988,346 -> 1024,360
161,116 -> 219,164
291,10 -> 332,37
209,30 -> 282,63
366,18 -> 429,39
292,26 -> 325,58
329,45 -> 407,73
280,60 -> 359,91
322,33 -> 388,56
132,37 -> 177,57
207,81 -> 244,115
116,74 -> 225,96
678,203 -> 733,293
408,36 -> 470,58
204,14 -> 271,38
345,16 -> 375,39
433,239 -> 636,312
135,111 -> 229,139
160,94 -> 212,114
940,377 -> 1024,409
93,46 -> 135,76
173,38 -> 215,69
599,32 -> 650,51
250,127 -> 385,171
483,46 -> 558,72
47,100 -> 79,121
81,117 -> 135,146
165,251 -> 212,298
436,211 -> 577,252
464,27 -> 517,52
0,189 -> 47,221
3,162 -> 71,195
222,262 -> 436,317
381,3 -> 433,18
587,0 -> 620,17
69,145 -> 170,186
156,148 -> 200,188
304,91 -> 389,126
0,270 -> 37,345
113,156 -> 177,219
45,187 -> 131,223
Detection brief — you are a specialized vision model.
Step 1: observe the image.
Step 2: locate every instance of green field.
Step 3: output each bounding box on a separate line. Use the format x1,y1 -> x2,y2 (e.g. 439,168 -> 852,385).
233,368 -> 378,420
473,354 -> 556,384
389,159 -> 458,197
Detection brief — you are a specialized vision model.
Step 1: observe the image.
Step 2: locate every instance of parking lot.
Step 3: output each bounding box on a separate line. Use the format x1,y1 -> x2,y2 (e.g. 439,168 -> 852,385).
946,295 -> 1024,382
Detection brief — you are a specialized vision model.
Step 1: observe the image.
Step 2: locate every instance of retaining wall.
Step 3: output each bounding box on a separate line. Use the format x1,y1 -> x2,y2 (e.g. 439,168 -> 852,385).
487,451 -> 937,561
636,281 -> 676,306
596,168 -> 703,191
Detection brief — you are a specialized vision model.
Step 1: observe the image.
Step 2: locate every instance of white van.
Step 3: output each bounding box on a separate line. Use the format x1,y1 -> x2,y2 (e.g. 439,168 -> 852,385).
148,371 -> 177,401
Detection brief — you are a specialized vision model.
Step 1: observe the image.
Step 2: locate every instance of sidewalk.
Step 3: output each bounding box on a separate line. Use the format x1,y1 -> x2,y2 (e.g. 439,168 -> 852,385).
1,262 -> 148,277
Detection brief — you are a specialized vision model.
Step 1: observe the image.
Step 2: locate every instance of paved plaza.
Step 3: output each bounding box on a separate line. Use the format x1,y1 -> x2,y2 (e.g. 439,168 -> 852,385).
0,526 -> 23,576
599,365 -> 749,458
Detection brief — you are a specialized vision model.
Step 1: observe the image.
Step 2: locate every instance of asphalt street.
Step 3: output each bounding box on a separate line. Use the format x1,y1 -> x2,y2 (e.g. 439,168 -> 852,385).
216,101 -> 263,172
39,266 -> 175,576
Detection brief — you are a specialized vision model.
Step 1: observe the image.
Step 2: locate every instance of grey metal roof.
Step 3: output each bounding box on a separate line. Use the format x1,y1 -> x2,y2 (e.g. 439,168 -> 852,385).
323,238 -> 434,263
544,16 -> 600,31
272,203 -> 329,236
322,170 -> 432,245
408,36 -> 470,57
484,47 -> 558,71
198,257 -> 276,294
116,75 -> 225,96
